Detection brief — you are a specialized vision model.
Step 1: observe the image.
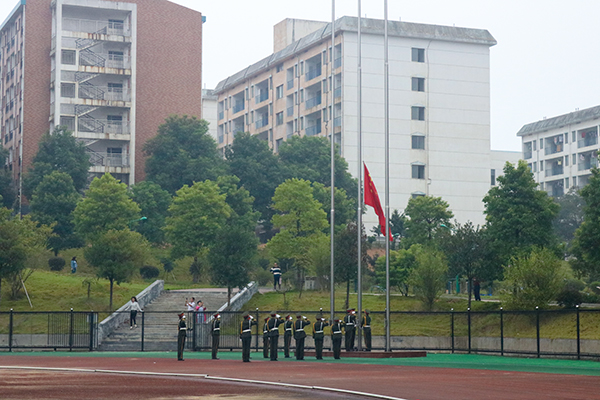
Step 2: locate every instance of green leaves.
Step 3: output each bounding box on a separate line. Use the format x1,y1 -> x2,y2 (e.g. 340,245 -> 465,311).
130,181 -> 172,244
573,167 -> 600,275
404,196 -> 454,246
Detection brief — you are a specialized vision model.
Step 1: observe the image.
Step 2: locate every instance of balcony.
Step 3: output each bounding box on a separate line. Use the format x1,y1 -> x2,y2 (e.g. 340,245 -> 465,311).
287,106 -> 294,117
78,84 -> 131,102
255,116 -> 269,130
545,137 -> 564,155
578,156 -> 598,171
305,124 -> 321,137
334,87 -> 341,99
287,79 -> 294,90
545,164 -> 564,177
218,111 -> 224,120
578,135 -> 598,148
63,18 -> 129,36
87,149 -> 129,168
305,95 -> 321,109
232,102 -> 245,114
334,58 -> 342,69
306,67 -> 321,81
523,150 -> 532,159
334,117 -> 341,128
255,92 -> 269,104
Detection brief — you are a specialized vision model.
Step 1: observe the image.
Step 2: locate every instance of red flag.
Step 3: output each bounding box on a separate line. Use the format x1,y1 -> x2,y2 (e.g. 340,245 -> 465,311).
363,163 -> 392,240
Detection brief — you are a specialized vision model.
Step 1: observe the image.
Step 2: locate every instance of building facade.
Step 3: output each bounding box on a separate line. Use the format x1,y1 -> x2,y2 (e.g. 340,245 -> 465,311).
1,0 -> 203,207
215,17 -> 519,227
518,105 -> 600,197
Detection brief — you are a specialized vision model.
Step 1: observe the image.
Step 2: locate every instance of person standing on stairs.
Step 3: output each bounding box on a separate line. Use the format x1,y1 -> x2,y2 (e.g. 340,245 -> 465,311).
128,297 -> 142,329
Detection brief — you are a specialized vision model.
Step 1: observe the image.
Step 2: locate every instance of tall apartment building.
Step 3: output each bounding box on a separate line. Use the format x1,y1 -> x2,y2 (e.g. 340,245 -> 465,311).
1,0 -> 202,204
518,105 -> 600,197
215,17 -> 519,227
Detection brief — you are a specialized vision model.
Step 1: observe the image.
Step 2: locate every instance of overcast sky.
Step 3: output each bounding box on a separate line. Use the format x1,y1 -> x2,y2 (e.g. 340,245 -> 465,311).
2,0 -> 599,151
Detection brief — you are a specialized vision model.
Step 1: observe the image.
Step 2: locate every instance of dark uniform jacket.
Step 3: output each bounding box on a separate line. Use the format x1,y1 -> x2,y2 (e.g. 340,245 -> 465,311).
263,322 -> 269,338
343,314 -> 356,331
240,319 -> 257,338
178,319 -> 187,336
313,320 -> 329,339
331,321 -> 343,339
267,316 -> 283,337
211,319 -> 221,336
294,319 -> 310,340
362,315 -> 371,329
284,319 -> 294,335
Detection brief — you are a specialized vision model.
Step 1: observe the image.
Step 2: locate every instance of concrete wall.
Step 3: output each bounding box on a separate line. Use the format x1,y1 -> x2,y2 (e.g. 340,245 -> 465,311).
273,18 -> 327,53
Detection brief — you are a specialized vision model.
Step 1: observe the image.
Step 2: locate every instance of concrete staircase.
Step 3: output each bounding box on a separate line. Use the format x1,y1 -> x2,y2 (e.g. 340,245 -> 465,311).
98,289 -> 230,351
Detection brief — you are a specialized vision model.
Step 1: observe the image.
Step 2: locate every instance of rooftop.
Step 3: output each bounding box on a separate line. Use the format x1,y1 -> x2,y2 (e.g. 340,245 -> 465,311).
215,16 -> 496,94
517,105 -> 600,136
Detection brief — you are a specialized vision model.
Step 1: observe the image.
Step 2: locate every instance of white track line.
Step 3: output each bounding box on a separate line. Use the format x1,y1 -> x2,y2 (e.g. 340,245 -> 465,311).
0,366 -> 408,400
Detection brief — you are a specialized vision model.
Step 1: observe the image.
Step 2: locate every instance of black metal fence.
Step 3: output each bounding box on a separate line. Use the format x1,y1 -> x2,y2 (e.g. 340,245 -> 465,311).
1,308 -> 599,360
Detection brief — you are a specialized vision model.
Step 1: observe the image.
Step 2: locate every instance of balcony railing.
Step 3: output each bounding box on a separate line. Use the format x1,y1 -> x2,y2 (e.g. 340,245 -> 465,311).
218,111 -> 224,120
305,124 -> 321,137
305,67 -> 321,81
86,150 -> 129,168
63,18 -> 129,36
255,117 -> 269,130
232,102 -> 245,113
334,87 -> 341,99
545,166 -> 564,177
334,116 -> 341,128
305,96 -> 321,109
78,85 -> 131,102
523,151 -> 532,159
578,136 -> 598,148
545,143 -> 563,155
81,119 -> 130,135
334,57 -> 342,69
287,79 -> 294,90
255,92 -> 269,104
578,158 -> 598,171
287,106 -> 294,117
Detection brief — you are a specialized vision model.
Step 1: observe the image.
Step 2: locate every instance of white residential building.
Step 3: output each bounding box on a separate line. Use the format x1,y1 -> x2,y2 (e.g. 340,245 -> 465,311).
215,17 -> 520,227
518,105 -> 600,196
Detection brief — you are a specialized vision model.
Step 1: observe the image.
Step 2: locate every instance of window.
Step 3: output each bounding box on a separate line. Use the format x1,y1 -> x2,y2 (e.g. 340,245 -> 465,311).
411,77 -> 425,92
533,140 -> 537,151
573,176 -> 577,187
573,154 -> 577,164
411,106 -> 425,121
572,131 -> 576,142
61,82 -> 75,98
540,161 -> 544,171
540,182 -> 544,190
276,63 -> 283,73
565,177 -> 569,188
276,85 -> 283,99
491,169 -> 496,186
61,50 -> 75,65
533,162 -> 537,172
411,135 -> 425,149
564,156 -> 569,166
412,164 -> 425,179
300,116 -> 304,130
411,48 -> 425,62
276,111 -> 283,126
565,132 -> 569,143
539,138 -> 544,149
276,138 -> 283,153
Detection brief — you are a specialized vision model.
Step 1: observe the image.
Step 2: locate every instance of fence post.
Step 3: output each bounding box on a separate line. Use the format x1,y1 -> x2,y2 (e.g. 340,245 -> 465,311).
576,305 -> 580,360
255,308 -> 259,352
88,311 -> 94,351
450,308 -> 454,354
500,307 -> 504,356
467,308 -> 471,354
535,306 -> 540,358
192,311 -> 196,351
141,311 -> 145,352
9,309 -> 13,352
69,308 -> 74,352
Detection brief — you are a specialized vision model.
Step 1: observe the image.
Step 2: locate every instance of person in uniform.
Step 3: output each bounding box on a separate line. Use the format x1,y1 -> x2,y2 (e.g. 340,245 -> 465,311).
294,314 -> 310,360
343,309 -> 357,351
330,318 -> 343,359
312,314 -> 329,360
267,312 -> 284,361
240,313 -> 257,362
262,317 -> 270,358
211,313 -> 221,359
283,314 -> 293,358
362,309 -> 372,351
269,263 -> 281,290
177,312 -> 187,361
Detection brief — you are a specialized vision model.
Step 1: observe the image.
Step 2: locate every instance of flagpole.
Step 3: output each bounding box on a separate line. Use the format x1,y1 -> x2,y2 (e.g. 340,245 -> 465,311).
330,0 -> 336,324
356,0 -> 363,353
384,0 -> 391,353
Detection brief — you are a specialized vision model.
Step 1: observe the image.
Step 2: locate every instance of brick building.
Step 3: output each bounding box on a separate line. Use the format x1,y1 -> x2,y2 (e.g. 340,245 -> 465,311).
1,0 -> 203,209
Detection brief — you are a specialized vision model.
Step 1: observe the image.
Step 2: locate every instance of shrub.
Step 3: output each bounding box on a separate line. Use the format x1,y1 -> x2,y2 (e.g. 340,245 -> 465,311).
161,259 -> 174,273
253,268 -> 272,286
556,289 -> 583,308
140,265 -> 160,280
48,257 -> 66,271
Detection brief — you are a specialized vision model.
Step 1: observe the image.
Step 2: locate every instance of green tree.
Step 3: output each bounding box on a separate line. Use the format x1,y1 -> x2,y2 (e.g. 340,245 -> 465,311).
0,148 -> 16,209
334,221 -> 368,309
267,178 -> 328,296
0,208 -> 52,304
278,136 -> 357,199
404,196 -> 454,246
553,188 -> 584,245
30,171 -> 83,255
143,115 -> 227,195
484,161 -> 559,265
165,180 -> 232,263
84,229 -> 149,310
225,132 -> 284,229
73,174 -> 141,241
23,126 -> 91,198
410,246 -> 448,310
573,168 -> 600,277
375,245 -> 418,296
390,209 -> 407,240
130,181 -> 172,244
503,247 -> 567,310
312,182 -> 356,227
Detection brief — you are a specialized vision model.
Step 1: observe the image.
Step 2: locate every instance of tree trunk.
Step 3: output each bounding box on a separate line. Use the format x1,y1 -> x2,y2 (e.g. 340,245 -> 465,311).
467,276 -> 472,310
227,286 -> 231,309
345,279 -> 350,310
109,278 -> 114,310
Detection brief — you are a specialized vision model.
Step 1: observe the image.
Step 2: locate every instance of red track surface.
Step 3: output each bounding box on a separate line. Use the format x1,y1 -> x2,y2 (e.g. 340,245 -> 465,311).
1,355 -> 599,400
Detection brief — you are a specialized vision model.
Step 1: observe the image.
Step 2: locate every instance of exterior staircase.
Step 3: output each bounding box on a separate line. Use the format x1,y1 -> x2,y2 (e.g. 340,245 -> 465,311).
97,289 -> 230,351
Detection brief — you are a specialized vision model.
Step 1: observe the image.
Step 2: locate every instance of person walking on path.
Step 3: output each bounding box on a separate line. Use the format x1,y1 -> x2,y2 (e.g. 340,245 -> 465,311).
240,313 -> 256,362
283,314 -> 293,358
70,257 -> 77,274
294,314 -> 310,360
211,313 -> 221,360
473,278 -> 481,301
343,309 -> 356,351
262,317 -> 270,359
331,318 -> 343,359
127,297 -> 142,329
362,309 -> 372,351
177,313 -> 187,361
267,312 -> 284,361
270,263 -> 281,290
312,314 -> 329,360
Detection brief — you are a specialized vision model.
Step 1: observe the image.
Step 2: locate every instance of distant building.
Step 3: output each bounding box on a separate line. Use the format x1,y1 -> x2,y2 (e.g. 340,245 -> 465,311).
202,88 -> 218,142
0,0 -> 203,207
214,17 -> 519,227
518,105 -> 600,197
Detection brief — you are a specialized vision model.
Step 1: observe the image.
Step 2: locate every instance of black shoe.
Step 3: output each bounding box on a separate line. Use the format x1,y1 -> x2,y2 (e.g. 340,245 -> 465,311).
212,358 -> 220,360
285,356 -> 290,358
270,359 -> 278,361
178,359 -> 185,361
243,360 -> 250,362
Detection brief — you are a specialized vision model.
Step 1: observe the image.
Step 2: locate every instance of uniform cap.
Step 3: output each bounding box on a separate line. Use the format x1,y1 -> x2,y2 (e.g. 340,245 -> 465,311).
364,309 -> 371,314
296,313 -> 302,318
214,313 -> 220,318
270,311 -> 277,316
334,318 -> 340,322
264,317 -> 269,322
178,312 -> 185,319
